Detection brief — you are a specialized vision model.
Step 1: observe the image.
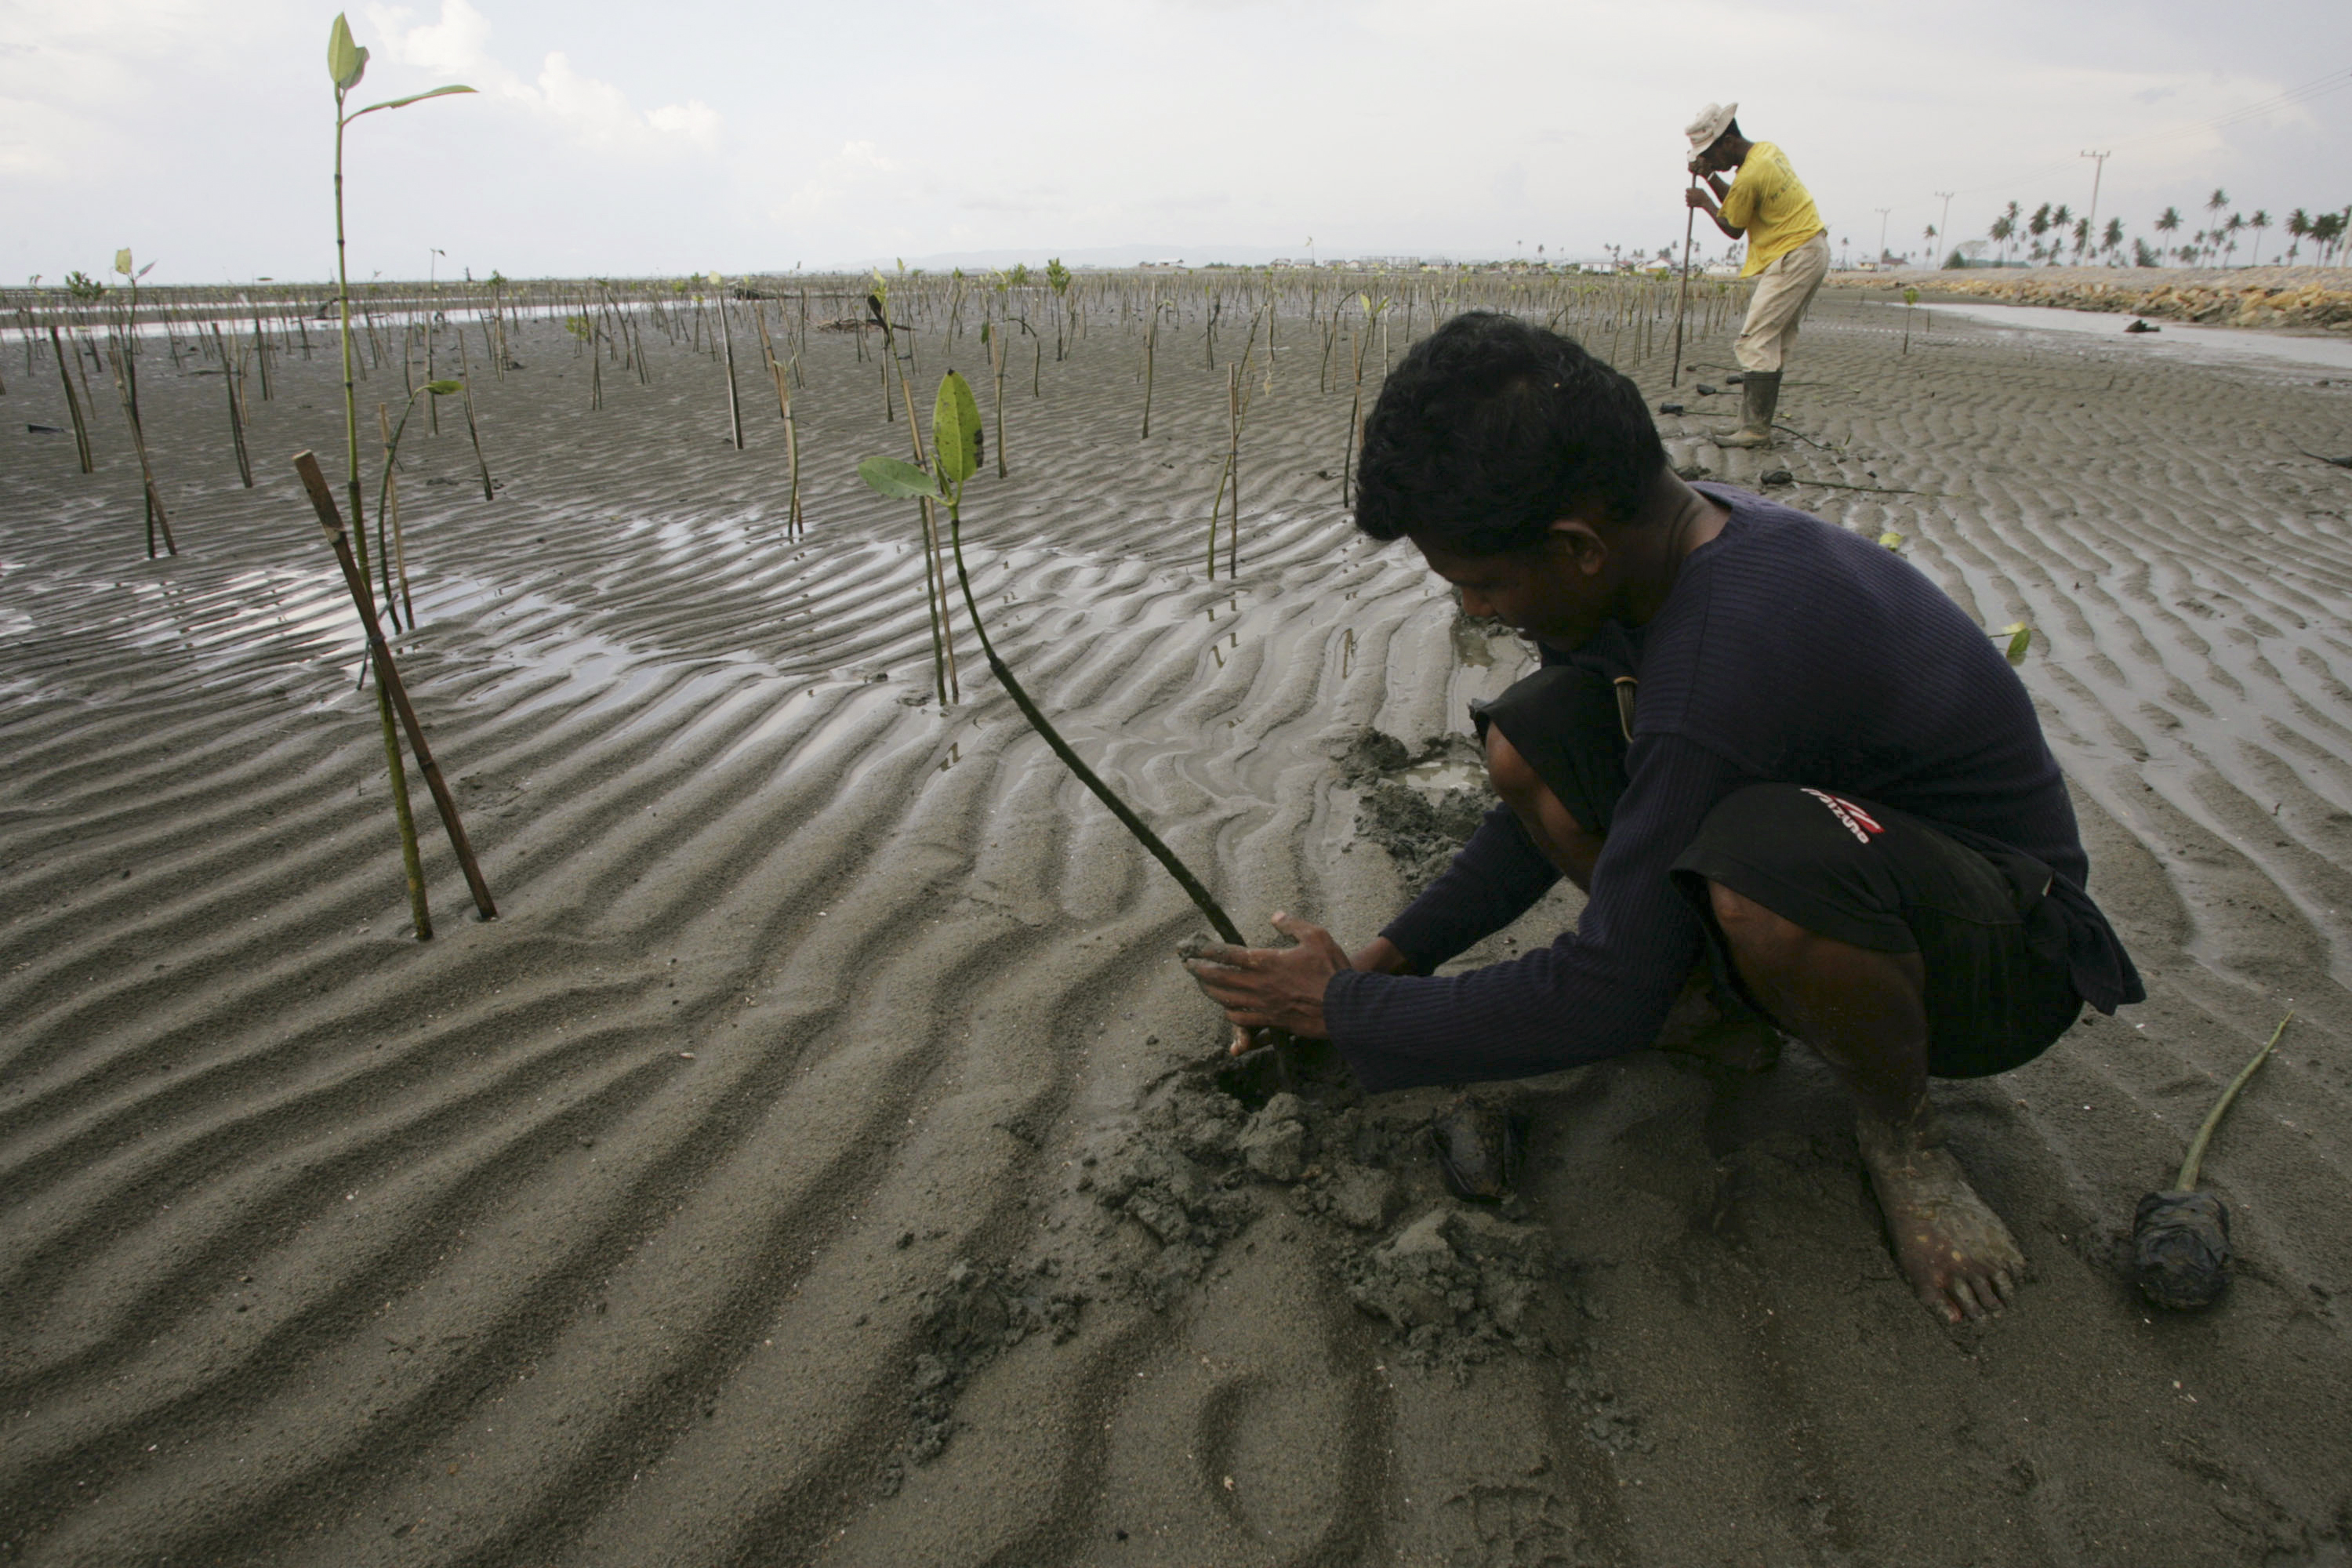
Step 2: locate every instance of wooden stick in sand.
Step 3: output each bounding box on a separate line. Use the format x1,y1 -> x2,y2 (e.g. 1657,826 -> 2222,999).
106,340 -> 176,557
751,303 -> 804,536
717,288 -> 744,451
453,329 -> 495,500
293,448 -> 498,927
49,325 -> 94,474
1670,175 -> 1697,389
212,324 -> 253,487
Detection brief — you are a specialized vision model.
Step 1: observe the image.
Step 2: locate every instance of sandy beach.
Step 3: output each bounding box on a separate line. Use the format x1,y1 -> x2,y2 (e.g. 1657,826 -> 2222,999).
5,278 -> 2351,1566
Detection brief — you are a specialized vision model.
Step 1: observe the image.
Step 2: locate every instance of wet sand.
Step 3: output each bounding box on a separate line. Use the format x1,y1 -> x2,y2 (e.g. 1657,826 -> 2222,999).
5,285 -> 2352,1565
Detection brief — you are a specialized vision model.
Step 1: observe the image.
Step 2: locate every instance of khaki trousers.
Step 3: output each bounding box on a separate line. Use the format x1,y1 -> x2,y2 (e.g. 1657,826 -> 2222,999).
1733,230 -> 1830,373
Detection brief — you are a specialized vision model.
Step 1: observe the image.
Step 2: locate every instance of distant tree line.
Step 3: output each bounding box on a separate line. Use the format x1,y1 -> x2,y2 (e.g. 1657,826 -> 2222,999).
1955,191 -> 2350,269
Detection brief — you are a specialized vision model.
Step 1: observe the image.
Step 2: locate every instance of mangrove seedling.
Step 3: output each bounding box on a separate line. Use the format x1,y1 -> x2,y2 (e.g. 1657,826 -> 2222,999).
373,378 -> 462,624
326,11 -> 473,608
868,282 -> 959,706
857,372 -> 1247,951
2132,1012 -> 2290,1309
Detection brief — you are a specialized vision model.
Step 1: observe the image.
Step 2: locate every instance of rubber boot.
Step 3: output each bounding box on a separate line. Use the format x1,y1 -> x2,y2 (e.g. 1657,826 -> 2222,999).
1713,370 -> 1781,448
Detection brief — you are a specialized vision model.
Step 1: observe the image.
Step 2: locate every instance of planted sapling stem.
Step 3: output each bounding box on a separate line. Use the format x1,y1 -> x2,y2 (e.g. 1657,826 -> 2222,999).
373,378 -> 461,627
858,373 -> 1247,949
2132,1012 -> 2290,1309
325,10 -> 474,612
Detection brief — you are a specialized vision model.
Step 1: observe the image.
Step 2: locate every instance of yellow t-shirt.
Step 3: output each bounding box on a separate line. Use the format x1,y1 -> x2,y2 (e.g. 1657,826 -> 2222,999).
1719,142 -> 1824,277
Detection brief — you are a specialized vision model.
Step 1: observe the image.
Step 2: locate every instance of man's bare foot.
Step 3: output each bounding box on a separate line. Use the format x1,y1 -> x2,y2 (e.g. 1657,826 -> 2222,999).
1855,1109 -> 2027,1323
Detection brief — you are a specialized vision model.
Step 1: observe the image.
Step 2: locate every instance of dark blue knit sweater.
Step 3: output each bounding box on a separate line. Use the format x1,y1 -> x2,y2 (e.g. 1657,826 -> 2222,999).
1323,485 -> 2142,1094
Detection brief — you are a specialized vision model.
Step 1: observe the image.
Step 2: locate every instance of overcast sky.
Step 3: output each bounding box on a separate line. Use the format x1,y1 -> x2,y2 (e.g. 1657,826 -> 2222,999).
6,0 -> 2347,285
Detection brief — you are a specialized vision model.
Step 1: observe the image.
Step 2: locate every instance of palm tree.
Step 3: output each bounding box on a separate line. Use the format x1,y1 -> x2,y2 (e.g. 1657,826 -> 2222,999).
2204,188 -> 2228,263
2286,209 -> 2310,263
2071,216 -> 2092,263
2318,211 -> 2347,267
2223,212 -> 2245,265
2103,216 -> 2125,262
2249,209 -> 2270,267
1989,209 -> 2016,265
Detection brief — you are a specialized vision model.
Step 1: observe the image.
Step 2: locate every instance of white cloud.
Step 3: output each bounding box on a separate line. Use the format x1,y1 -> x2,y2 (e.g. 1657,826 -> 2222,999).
365,0 -> 720,156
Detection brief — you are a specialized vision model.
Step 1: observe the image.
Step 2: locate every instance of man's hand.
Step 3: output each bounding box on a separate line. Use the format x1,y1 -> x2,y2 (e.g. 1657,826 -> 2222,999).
1183,913 -> 1348,1047
1685,187 -> 1719,215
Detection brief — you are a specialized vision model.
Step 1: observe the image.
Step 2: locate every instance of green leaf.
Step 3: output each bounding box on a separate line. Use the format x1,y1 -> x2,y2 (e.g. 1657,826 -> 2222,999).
425,379 -> 463,396
932,372 -> 982,487
858,455 -> 941,501
1878,530 -> 1904,550
347,84 -> 474,120
114,248 -> 133,277
1903,287 -> 1920,306
1998,622 -> 2032,665
328,13 -> 368,92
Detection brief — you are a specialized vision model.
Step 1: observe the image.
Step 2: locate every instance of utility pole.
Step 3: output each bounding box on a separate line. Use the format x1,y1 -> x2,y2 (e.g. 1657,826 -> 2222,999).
1875,207 -> 1892,265
1935,191 -> 1955,260
2081,151 -> 2111,234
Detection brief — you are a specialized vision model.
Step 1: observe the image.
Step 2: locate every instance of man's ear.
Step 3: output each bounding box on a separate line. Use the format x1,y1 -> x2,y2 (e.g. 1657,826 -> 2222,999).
1546,517 -> 1609,575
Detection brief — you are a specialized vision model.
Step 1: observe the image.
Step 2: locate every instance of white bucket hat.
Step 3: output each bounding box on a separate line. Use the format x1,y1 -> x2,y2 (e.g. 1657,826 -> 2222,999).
1685,101 -> 1737,158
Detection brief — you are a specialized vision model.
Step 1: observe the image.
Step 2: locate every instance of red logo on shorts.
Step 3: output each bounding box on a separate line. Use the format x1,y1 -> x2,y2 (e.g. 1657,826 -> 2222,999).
1802,788 -> 1883,845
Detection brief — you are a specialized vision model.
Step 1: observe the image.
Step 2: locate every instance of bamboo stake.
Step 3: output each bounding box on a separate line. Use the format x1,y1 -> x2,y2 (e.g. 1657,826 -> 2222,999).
294,449 -> 497,925
751,303 -> 804,535
49,325 -> 93,473
717,289 -> 744,450
106,340 -> 176,557
1140,285 -> 1160,439
455,328 -> 495,500
989,318 -> 1007,478
211,324 -> 253,487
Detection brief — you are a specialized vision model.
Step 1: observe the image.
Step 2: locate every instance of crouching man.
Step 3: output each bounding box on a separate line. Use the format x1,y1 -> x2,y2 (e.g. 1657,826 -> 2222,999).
1185,312 -> 2141,1324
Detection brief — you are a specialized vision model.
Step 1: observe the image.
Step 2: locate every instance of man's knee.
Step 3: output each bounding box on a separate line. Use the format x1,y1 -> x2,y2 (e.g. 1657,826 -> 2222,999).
1484,724 -> 1542,806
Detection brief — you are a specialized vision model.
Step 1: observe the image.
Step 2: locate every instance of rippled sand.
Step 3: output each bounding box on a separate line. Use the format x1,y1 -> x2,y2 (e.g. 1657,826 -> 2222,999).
5,289 -> 2350,1565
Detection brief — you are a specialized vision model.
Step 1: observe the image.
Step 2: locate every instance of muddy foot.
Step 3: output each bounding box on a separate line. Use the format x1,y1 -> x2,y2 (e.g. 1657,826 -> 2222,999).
1856,1112 -> 2026,1323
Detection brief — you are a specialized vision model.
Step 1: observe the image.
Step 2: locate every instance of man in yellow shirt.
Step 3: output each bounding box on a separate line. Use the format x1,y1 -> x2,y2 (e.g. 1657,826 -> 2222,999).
1682,103 -> 1830,448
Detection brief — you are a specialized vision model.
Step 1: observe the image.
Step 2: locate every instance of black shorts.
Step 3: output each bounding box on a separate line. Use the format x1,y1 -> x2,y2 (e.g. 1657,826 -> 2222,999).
1475,667 -> 2082,1080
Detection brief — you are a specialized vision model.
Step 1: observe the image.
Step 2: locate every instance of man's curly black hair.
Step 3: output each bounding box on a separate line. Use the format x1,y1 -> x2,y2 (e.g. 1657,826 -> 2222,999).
1353,311 -> 1665,555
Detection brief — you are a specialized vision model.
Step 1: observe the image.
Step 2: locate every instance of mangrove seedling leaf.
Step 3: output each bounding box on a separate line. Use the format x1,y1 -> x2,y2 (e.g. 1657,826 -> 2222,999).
136,261 -> 157,280
933,372 -> 983,487
1904,287 -> 1920,307
858,455 -> 941,501
114,249 -> 133,277
425,379 -> 463,396
1878,530 -> 1904,550
349,85 -> 475,120
2000,622 -> 2032,665
328,14 -> 368,91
